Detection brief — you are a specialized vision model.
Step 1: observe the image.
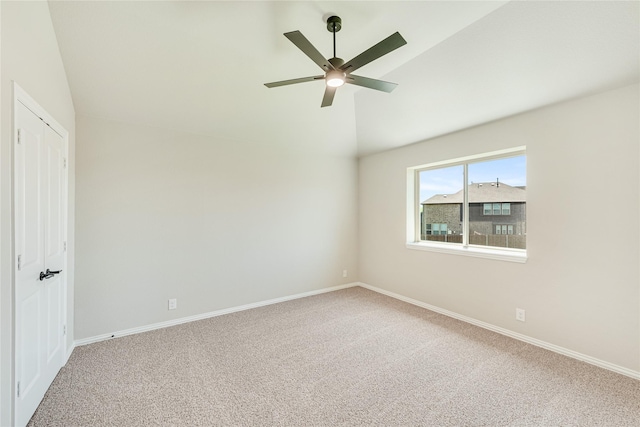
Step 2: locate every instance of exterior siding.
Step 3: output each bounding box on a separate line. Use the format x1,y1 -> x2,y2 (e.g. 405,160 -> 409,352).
421,204 -> 461,238
422,202 -> 526,238
469,202 -> 526,235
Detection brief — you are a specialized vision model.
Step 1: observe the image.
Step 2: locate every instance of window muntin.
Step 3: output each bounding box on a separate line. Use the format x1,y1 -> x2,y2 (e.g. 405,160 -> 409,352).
416,152 -> 526,252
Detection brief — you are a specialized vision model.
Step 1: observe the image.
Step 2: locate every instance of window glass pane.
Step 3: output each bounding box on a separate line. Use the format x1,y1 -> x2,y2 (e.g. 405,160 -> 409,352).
468,155 -> 526,249
419,165 -> 463,244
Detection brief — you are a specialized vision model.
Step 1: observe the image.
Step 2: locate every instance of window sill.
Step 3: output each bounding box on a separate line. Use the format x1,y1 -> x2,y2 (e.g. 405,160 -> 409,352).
406,241 -> 527,263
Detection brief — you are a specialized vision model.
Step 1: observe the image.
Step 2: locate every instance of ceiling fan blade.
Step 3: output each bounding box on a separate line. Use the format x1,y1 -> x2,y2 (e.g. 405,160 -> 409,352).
284,31 -> 335,72
321,86 -> 337,108
264,75 -> 324,88
340,32 -> 407,73
346,75 -> 398,93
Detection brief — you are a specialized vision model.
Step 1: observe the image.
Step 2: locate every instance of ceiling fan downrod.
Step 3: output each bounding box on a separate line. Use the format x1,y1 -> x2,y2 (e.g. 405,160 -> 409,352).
327,16 -> 342,59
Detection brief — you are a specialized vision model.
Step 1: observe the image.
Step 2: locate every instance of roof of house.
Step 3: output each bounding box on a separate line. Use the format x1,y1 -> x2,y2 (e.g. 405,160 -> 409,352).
422,182 -> 526,204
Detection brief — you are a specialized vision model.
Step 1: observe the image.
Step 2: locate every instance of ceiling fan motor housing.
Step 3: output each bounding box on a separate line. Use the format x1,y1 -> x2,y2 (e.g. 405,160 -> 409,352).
327,16 -> 342,32
328,57 -> 344,68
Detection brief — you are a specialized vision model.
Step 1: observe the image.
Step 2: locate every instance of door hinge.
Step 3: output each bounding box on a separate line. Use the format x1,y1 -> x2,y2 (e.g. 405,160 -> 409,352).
64,241 -> 67,252
17,255 -> 22,271
63,158 -> 67,169
17,129 -> 22,144
17,381 -> 20,398
63,325 -> 67,336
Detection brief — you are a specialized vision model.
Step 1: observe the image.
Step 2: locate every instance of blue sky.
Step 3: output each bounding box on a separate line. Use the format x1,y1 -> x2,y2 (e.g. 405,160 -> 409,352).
419,155 -> 526,202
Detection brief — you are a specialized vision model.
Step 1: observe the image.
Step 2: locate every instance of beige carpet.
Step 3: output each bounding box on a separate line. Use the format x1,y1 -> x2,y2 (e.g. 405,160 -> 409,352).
28,287 -> 639,426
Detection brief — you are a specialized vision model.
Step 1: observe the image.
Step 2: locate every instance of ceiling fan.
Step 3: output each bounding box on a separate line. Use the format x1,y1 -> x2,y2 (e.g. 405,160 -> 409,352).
264,16 -> 407,107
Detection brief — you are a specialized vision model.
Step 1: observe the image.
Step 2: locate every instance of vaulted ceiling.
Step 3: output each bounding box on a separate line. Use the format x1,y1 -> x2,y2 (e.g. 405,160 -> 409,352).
48,1 -> 639,157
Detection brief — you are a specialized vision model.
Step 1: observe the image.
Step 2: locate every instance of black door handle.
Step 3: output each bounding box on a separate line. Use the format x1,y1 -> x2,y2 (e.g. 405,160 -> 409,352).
39,269 -> 62,281
39,271 -> 53,281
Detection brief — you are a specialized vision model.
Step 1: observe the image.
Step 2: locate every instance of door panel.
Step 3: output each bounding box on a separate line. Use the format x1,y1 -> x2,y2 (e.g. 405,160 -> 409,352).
15,101 -> 49,427
46,279 -> 62,362
45,130 -> 64,260
42,126 -> 65,379
15,110 -> 44,272
19,293 -> 41,396
15,101 -> 67,427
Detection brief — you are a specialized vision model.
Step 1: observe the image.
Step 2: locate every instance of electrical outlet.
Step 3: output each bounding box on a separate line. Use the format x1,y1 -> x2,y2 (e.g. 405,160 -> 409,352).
168,298 -> 177,310
515,308 -> 525,322
342,269 -> 348,278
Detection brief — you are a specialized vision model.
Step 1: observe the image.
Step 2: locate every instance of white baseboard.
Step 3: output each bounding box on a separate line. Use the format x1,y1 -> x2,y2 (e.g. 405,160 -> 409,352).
72,280 -> 639,381
65,343 -> 75,364
358,282 -> 640,381
74,282 -> 359,347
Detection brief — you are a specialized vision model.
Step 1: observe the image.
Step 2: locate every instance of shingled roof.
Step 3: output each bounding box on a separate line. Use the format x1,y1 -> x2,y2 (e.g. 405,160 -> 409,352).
422,182 -> 526,204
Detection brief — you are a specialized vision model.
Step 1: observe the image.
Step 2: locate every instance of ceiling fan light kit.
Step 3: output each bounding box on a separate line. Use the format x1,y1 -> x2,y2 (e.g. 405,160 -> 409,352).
326,70 -> 346,87
264,15 -> 407,107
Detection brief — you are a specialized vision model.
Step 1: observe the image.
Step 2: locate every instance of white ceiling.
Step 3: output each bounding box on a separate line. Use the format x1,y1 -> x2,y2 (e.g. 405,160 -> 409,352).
355,1 -> 640,155
48,1 -> 639,157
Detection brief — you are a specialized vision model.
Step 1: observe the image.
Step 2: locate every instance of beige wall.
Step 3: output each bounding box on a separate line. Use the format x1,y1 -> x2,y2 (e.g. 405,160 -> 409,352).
359,84 -> 640,372
0,1 -> 76,424
74,115 -> 358,340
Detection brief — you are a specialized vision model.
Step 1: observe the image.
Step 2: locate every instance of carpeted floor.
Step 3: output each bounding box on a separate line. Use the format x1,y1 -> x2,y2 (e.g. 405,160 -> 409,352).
28,287 -> 640,426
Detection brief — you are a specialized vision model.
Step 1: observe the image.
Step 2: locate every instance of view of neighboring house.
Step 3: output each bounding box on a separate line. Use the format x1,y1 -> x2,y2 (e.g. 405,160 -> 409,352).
421,181 -> 526,248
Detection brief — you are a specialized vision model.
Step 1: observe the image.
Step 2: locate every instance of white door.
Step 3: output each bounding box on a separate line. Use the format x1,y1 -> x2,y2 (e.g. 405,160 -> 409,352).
14,100 -> 67,427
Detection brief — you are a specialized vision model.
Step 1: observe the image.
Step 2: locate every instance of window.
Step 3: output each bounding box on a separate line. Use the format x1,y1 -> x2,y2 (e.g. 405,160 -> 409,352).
496,225 -> 514,235
483,202 -> 511,215
426,223 -> 448,235
408,147 -> 526,262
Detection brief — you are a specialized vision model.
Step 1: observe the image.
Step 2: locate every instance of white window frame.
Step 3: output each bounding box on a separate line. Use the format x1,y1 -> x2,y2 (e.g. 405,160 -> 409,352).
406,147 -> 527,263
